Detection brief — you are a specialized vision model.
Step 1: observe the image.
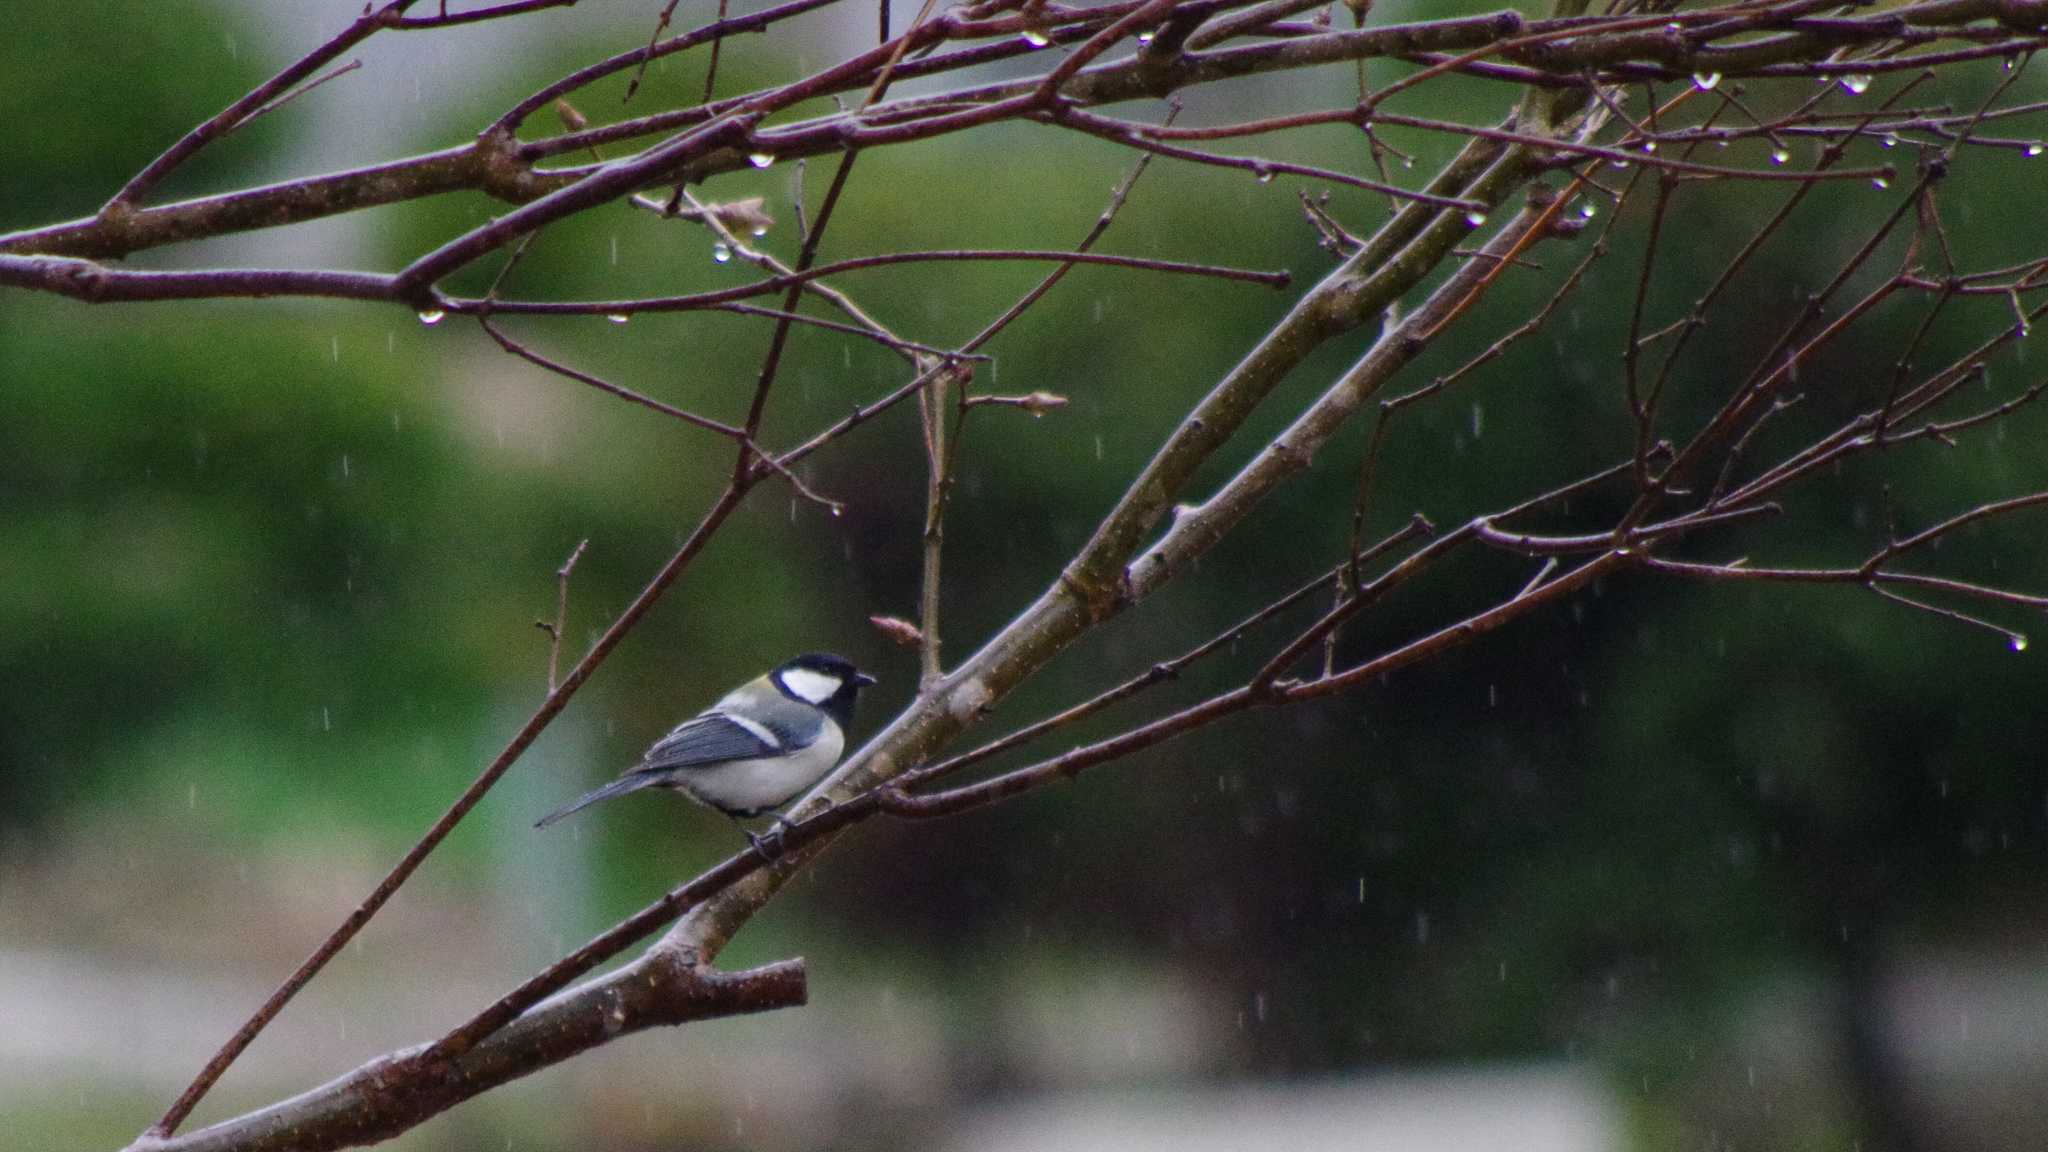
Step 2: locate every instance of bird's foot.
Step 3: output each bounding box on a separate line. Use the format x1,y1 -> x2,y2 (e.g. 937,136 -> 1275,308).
745,816 -> 797,861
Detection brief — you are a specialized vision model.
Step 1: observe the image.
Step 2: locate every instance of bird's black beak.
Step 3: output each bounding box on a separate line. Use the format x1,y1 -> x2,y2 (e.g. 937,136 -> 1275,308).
854,671 -> 878,687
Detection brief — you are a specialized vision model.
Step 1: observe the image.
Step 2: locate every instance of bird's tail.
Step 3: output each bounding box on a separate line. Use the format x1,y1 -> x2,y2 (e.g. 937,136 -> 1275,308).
534,773 -> 658,828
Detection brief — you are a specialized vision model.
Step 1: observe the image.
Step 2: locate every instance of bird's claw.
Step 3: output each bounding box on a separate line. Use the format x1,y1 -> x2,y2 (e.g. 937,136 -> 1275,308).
745,815 -> 798,860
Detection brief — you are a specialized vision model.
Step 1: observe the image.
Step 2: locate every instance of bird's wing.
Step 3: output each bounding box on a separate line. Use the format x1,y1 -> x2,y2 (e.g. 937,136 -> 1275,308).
639,710 -> 798,772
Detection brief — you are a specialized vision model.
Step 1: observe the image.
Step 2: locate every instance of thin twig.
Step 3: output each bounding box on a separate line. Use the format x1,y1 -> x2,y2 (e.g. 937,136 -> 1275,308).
537,539 -> 590,692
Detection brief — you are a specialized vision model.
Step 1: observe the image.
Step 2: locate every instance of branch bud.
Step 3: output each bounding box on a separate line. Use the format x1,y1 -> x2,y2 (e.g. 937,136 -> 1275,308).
869,615 -> 926,648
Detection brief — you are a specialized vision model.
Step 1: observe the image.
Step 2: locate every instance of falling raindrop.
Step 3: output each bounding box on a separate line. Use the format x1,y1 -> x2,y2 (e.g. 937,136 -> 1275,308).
747,151 -> 775,169
1470,402 -> 1484,437
1770,147 -> 1791,166
1093,434 -> 1104,461
1840,73 -> 1873,95
712,242 -> 733,263
610,235 -> 619,266
1464,210 -> 1488,228
322,707 -> 332,732
1691,71 -> 1721,91
329,335 -> 340,363
417,308 -> 446,325
606,312 -> 631,324
385,331 -> 395,353
1021,29 -> 1051,47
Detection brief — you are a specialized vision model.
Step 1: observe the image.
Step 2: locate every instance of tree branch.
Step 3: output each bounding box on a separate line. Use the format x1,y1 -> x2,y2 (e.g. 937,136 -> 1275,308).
130,956 -> 805,1152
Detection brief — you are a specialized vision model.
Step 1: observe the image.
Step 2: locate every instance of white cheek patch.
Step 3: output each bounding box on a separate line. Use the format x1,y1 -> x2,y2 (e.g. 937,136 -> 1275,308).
780,667 -> 844,704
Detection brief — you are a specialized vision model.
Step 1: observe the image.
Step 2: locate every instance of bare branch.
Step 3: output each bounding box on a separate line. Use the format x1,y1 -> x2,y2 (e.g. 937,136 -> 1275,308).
132,957 -> 804,1152
536,539 -> 590,693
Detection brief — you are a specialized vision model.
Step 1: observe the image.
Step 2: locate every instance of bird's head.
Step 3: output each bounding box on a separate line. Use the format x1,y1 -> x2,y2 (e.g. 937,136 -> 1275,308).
772,651 -> 877,725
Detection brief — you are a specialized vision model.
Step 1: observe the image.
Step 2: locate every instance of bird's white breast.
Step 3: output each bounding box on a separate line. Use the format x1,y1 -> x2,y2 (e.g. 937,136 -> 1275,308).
674,722 -> 844,813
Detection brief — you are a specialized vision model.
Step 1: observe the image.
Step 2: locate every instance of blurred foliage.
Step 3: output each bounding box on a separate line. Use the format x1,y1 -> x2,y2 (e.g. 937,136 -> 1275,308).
6,2 -> 2048,1150
0,1 -> 272,230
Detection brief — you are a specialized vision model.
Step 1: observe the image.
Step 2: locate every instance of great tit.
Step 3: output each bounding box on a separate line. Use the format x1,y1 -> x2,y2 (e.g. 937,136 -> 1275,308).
536,652 -> 877,837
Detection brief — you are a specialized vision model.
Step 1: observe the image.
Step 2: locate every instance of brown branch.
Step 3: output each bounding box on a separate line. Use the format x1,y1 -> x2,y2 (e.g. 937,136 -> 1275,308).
245,60 -> 363,124
917,364 -> 961,687
132,957 -> 805,1152
536,538 -> 590,693
477,317 -> 747,439
103,2 -> 424,212
18,1 -> 2037,266
388,0 -> 579,27
650,190 -> 921,362
901,510 -> 1439,796
457,249 -> 1290,319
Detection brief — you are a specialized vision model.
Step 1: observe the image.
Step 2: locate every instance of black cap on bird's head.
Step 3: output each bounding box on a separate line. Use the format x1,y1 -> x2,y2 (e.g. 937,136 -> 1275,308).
772,651 -> 877,726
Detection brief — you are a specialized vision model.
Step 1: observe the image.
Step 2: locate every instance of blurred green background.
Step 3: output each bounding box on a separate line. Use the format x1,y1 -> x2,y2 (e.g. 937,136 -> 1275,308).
5,2 -> 2048,1150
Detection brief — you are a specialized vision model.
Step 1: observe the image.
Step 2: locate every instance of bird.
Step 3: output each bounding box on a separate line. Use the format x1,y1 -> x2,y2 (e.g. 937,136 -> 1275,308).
536,652 -> 876,843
